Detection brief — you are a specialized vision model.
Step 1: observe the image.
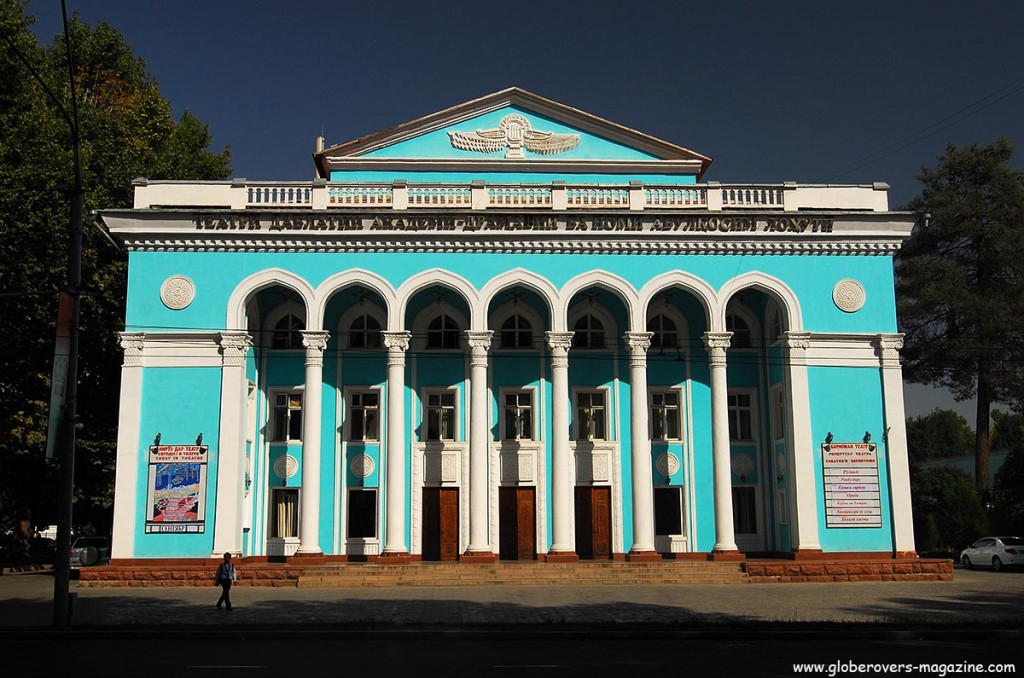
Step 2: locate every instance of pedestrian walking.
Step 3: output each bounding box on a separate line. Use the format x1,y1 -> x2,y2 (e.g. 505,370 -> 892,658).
214,552 -> 237,610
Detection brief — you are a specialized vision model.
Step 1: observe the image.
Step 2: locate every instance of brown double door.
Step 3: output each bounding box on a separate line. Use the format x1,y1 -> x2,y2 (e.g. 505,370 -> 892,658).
575,486 -> 612,559
422,487 -> 459,561
499,486 -> 536,561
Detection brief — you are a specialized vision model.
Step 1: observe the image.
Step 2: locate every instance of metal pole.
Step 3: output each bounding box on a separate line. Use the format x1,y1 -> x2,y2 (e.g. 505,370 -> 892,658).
52,0 -> 83,629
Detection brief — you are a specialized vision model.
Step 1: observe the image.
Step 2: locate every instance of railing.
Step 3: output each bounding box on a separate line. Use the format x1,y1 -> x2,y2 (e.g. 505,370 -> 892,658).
247,185 -> 312,207
567,187 -> 629,208
720,186 -> 784,208
488,187 -> 551,207
407,187 -> 472,208
328,186 -> 392,207
133,179 -> 890,212
645,187 -> 706,209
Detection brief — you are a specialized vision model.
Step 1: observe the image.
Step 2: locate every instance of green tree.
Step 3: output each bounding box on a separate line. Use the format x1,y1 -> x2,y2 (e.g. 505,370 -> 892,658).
992,433 -> 1024,535
0,1 -> 230,534
897,140 -> 1024,494
990,409 -> 1023,453
904,408 -> 974,464
910,465 -> 988,553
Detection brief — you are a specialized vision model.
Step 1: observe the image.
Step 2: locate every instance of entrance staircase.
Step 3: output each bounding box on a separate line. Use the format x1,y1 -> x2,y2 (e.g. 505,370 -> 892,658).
297,561 -> 750,588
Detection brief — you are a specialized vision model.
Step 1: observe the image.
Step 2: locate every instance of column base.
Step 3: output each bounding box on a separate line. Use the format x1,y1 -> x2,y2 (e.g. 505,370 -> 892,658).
708,549 -> 745,562
288,551 -> 326,565
626,550 -> 662,562
789,548 -> 825,561
894,550 -> 918,559
545,550 -> 579,563
377,551 -> 413,564
460,551 -> 498,563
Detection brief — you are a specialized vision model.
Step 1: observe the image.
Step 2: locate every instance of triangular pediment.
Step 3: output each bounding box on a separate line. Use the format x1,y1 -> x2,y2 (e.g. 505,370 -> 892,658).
315,87 -> 712,178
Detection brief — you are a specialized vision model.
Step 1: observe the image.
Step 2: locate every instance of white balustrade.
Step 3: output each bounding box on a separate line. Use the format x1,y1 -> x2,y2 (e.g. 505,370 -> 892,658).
644,187 -> 707,209
488,187 -> 552,207
720,186 -> 784,208
246,185 -> 312,207
567,187 -> 630,209
328,186 -> 393,207
407,186 -> 472,208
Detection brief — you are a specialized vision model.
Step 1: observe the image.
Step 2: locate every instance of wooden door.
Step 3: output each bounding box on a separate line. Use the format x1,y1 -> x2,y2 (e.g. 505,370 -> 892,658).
500,487 -> 536,561
422,487 -> 459,561
575,486 -> 612,560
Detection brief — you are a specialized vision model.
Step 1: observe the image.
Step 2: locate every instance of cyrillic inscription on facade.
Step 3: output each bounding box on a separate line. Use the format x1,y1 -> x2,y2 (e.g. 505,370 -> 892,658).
822,443 -> 882,528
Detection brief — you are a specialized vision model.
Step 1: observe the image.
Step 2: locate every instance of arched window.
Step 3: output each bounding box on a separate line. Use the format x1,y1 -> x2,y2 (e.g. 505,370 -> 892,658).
427,313 -> 461,349
500,314 -> 533,349
272,314 -> 304,349
726,313 -> 752,349
572,314 -> 605,349
647,314 -> 678,351
348,312 -> 382,349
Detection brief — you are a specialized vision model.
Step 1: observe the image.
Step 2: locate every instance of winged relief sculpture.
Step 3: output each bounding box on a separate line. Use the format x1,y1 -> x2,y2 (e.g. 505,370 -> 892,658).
448,113 -> 580,159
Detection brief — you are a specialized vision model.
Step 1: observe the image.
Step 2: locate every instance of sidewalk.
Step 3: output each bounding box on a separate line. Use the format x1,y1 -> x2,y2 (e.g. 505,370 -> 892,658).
2,567 -> 1021,632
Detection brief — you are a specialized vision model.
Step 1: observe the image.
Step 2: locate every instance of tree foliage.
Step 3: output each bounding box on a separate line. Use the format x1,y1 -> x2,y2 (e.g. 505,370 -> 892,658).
904,408 -> 974,464
992,433 -> 1024,535
0,1 -> 230,533
910,465 -> 988,554
897,139 -> 1024,492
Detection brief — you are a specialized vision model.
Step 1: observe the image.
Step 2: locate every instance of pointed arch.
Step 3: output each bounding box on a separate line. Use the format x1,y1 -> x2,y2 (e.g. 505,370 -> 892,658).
478,268 -> 558,332
395,268 -> 480,332
226,268 -> 316,331
637,270 -> 717,333
556,270 -> 639,333
313,269 -> 397,328
717,272 -> 803,333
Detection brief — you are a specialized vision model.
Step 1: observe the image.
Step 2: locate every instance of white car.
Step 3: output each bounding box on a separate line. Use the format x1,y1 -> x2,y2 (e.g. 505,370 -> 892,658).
69,536 -> 110,569
960,536 -> 1024,571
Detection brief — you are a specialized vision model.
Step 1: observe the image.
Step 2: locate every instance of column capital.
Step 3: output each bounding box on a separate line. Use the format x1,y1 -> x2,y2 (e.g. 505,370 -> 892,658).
118,332 -> 145,366
545,331 -> 574,368
624,331 -> 653,368
383,330 -> 412,366
783,331 -> 812,366
218,331 -> 252,368
702,331 -> 732,367
874,333 -> 904,368
301,330 -> 330,367
465,330 -> 493,367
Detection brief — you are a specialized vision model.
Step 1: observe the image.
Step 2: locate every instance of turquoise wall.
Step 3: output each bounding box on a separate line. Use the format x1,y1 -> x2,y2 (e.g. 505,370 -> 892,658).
808,366 -> 892,551
134,367 -> 222,557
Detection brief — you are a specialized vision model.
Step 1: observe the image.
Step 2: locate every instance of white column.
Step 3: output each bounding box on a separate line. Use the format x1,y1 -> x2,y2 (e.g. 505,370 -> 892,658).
212,332 -> 252,557
382,331 -> 412,557
703,332 -> 738,554
465,331 -> 495,558
297,330 -> 329,555
784,331 -> 822,553
625,332 -> 658,558
111,333 -> 145,560
545,331 -> 576,559
876,334 -> 916,556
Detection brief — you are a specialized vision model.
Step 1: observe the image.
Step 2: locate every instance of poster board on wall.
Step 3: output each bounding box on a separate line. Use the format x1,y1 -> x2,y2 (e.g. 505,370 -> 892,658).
145,444 -> 208,533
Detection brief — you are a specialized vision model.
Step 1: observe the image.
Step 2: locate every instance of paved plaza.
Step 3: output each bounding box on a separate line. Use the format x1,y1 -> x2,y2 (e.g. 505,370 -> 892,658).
1,566 -> 1021,632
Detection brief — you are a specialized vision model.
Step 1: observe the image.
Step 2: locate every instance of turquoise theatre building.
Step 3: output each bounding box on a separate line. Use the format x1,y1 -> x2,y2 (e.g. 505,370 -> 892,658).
102,88 -> 917,564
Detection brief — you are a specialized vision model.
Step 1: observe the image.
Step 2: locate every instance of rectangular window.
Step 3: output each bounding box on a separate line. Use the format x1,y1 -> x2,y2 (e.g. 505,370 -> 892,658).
272,392 -> 303,442
349,391 -> 380,442
347,488 -> 377,539
503,391 -> 534,441
426,391 -> 457,441
576,391 -> 607,441
727,392 -> 753,441
270,488 -> 299,538
654,487 -> 684,536
651,391 -> 681,440
732,486 -> 757,535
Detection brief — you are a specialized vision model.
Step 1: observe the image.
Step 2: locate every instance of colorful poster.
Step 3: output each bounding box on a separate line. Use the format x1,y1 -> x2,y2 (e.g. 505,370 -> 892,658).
822,442 -> 882,528
145,445 -> 208,533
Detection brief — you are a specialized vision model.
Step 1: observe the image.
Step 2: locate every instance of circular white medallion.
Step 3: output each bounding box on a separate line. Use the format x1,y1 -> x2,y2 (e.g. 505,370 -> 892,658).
160,275 -> 195,310
731,453 -> 755,478
655,453 -> 680,477
832,279 -> 866,313
776,452 -> 788,474
350,454 -> 375,478
273,454 -> 298,480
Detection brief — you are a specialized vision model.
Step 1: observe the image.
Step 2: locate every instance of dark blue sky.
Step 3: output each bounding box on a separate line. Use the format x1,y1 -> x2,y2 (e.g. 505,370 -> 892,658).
25,0 -> 1024,418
